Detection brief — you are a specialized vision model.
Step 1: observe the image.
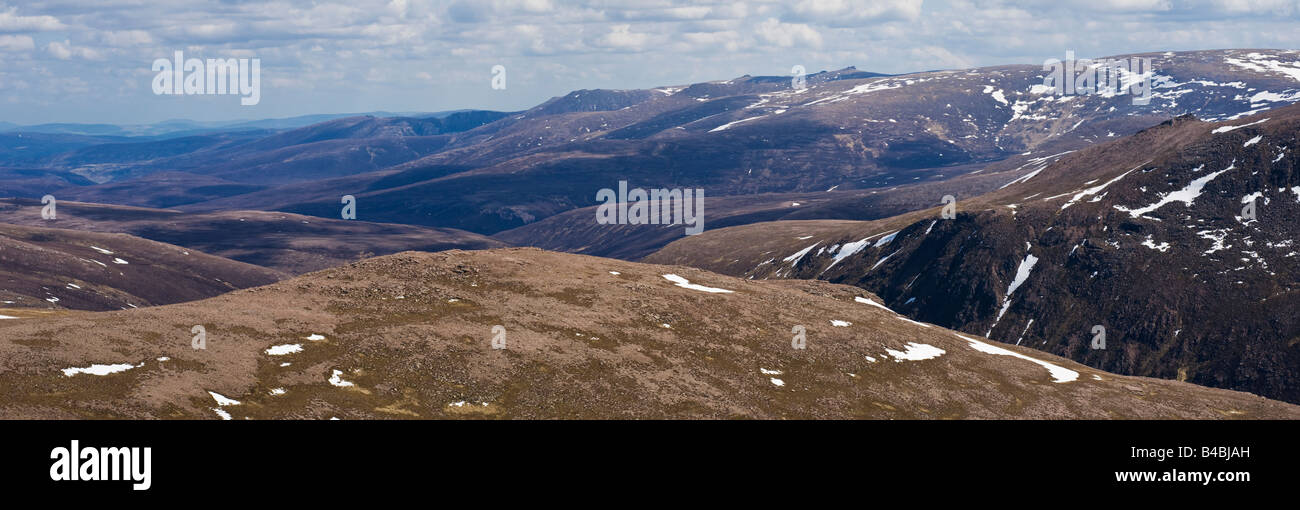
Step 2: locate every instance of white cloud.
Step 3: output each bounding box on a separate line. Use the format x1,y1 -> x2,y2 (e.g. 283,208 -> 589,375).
3,0 -> 1300,125
46,39 -> 101,60
99,30 -> 153,47
754,18 -> 823,48
596,24 -> 650,50
0,7 -> 65,33
910,45 -> 972,69
788,0 -> 924,25
0,34 -> 33,51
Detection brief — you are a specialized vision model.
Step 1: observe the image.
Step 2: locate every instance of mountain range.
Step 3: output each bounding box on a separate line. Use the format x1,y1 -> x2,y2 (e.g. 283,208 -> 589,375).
3,48 -> 1300,413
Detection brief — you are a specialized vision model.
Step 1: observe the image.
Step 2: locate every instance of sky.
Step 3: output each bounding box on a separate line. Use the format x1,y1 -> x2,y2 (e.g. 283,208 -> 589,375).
0,0 -> 1298,125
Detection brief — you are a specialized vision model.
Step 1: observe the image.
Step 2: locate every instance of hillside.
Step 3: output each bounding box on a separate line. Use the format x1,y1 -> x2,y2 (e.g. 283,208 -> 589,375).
648,102 -> 1300,403
0,199 -> 508,274
0,248 -> 1295,419
0,223 -> 283,312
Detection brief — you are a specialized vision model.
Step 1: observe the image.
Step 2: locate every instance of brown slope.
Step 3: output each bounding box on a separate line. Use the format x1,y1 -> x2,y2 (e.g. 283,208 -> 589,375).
0,248 -> 1295,419
0,198 -> 508,274
0,222 -> 283,312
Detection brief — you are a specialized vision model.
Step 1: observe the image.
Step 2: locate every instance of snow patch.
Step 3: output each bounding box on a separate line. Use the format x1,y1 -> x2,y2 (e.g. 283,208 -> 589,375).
1115,163 -> 1234,218
62,363 -> 139,377
328,369 -> 355,387
884,342 -> 946,362
265,343 -> 303,356
955,333 -> 1079,383
663,274 -> 734,294
209,391 -> 241,407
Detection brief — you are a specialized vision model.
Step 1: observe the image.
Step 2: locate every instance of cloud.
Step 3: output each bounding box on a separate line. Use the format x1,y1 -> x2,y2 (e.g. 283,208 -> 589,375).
909,45 -> 972,69
0,33 -> 32,51
596,24 -> 650,50
3,0 -> 1300,125
46,39 -> 101,60
0,6 -> 65,33
786,0 -> 924,25
447,1 -> 492,22
754,18 -> 823,48
99,30 -> 153,47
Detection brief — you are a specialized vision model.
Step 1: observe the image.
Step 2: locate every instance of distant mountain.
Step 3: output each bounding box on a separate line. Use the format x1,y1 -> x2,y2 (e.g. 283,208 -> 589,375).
38,111 -> 512,186
0,111 -> 451,137
2,248 -> 1296,418
0,167 -> 96,198
6,50 -> 1300,238
176,50 -> 1300,234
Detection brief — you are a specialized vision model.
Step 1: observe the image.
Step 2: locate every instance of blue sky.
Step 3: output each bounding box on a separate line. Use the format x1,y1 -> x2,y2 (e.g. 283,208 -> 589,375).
1,0 -> 1298,125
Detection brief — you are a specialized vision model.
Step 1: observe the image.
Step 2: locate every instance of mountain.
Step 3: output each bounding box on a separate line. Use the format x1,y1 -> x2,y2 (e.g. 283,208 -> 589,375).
0,198 -> 508,274
5,50 -> 1299,238
0,248 -> 1294,419
0,222 -> 283,312
42,111 -> 512,186
158,50 -> 1300,235
0,167 -> 96,198
647,102 -> 1300,403
0,111 -> 451,137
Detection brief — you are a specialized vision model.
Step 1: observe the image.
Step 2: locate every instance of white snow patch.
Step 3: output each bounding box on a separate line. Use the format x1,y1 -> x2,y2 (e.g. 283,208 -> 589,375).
854,296 -> 892,312
955,333 -> 1079,383
884,342 -> 946,362
992,253 -> 1038,329
62,363 -> 138,377
709,115 -> 766,132
328,369 -> 355,387
1061,164 -> 1143,210
782,242 -> 821,267
209,391 -> 241,407
1141,238 -> 1171,252
1116,163 -> 1234,218
873,231 -> 899,247
1211,118 -> 1269,134
663,274 -> 734,294
823,237 -> 872,271
265,343 -> 303,355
